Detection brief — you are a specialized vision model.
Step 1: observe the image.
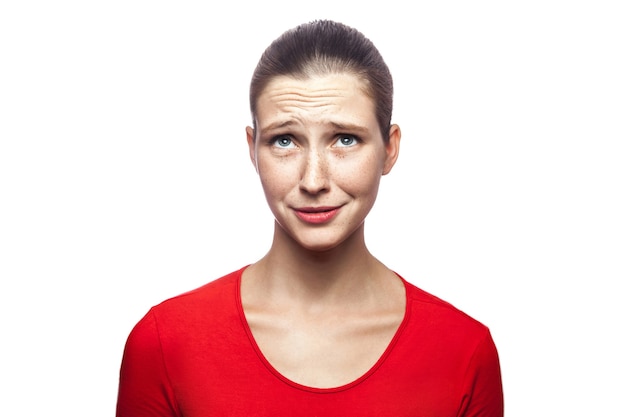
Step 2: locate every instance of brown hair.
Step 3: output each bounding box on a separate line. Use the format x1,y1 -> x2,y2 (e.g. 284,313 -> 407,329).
249,20 -> 394,141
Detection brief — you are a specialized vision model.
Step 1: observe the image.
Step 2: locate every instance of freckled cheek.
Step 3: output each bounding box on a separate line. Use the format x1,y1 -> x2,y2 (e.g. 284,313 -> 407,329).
257,161 -> 298,198
333,157 -> 383,196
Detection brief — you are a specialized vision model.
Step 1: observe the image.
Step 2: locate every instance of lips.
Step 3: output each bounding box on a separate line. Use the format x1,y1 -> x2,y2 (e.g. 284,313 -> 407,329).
293,206 -> 341,224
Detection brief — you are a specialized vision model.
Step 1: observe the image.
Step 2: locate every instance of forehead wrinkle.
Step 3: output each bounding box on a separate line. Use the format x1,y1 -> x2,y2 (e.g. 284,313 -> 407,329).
268,88 -> 349,109
256,74 -> 377,135
258,92 -> 347,133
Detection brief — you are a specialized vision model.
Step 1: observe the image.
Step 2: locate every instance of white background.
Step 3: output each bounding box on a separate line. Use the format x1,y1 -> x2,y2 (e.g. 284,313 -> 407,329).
1,1 -> 624,415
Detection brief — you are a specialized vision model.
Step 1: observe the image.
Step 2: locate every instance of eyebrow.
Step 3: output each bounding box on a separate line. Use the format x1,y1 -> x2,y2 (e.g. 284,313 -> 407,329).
259,120 -> 370,136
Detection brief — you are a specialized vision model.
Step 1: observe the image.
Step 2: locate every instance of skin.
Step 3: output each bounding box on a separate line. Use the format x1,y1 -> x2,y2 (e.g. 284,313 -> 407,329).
242,73 -> 405,389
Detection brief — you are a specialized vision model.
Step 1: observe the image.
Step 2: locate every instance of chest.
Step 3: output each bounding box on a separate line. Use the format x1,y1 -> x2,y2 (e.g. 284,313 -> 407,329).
246,309 -> 405,389
168,330 -> 462,417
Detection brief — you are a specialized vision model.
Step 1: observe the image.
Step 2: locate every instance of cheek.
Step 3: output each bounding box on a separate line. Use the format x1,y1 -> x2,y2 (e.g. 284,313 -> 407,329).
334,154 -> 383,194
257,159 -> 296,198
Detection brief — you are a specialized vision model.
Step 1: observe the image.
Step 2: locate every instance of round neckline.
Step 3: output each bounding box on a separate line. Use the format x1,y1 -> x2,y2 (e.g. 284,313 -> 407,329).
235,266 -> 411,393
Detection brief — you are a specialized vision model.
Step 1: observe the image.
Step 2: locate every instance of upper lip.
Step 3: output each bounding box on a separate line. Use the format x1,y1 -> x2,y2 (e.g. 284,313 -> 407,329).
294,206 -> 341,213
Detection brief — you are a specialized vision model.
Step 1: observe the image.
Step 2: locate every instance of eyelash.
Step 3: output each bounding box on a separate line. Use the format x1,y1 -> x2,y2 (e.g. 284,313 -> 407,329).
335,135 -> 359,147
270,135 -> 294,148
268,134 -> 361,148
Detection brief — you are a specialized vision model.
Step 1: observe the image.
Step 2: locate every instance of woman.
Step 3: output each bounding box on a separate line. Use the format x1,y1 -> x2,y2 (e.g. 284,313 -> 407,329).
116,20 -> 504,416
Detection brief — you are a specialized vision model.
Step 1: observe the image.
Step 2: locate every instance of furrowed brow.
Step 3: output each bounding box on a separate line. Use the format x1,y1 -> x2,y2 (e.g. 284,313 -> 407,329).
329,122 -> 369,135
258,120 -> 297,136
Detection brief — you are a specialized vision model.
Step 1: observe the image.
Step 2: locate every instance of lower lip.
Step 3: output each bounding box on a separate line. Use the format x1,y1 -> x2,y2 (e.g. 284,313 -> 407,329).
294,208 -> 340,224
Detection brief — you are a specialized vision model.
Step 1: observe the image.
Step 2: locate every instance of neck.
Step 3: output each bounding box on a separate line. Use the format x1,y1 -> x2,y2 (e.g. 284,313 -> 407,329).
247,221 -> 390,308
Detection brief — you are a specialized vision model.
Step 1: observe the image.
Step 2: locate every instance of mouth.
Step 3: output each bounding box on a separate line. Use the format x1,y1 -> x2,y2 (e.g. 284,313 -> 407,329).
293,206 -> 341,224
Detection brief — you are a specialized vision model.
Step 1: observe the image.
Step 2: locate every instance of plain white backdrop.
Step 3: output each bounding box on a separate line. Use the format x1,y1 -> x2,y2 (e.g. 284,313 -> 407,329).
1,1 -> 624,415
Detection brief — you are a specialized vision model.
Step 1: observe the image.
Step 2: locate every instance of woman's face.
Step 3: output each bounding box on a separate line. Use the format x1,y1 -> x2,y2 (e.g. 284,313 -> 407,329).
246,73 -> 400,252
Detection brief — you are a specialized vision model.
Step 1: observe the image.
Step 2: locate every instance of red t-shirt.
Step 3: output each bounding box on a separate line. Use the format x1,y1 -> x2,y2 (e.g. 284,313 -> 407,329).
117,267 -> 503,416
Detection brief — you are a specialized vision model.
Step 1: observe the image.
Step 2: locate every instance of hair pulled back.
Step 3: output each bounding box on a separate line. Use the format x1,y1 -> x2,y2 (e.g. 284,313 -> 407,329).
249,20 -> 394,141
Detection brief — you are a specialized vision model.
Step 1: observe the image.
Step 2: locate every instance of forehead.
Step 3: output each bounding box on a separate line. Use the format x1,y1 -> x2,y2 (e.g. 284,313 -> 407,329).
255,73 -> 377,127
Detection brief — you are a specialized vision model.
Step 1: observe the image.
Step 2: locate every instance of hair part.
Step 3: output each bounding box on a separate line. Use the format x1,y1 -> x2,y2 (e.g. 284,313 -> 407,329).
249,20 -> 394,142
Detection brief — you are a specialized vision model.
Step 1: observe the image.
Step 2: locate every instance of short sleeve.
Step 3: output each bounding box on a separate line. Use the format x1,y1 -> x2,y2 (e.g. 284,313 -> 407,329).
458,329 -> 504,417
116,309 -> 180,417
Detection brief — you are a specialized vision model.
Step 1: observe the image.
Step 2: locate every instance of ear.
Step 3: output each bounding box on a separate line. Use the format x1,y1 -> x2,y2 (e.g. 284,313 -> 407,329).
382,124 -> 401,175
246,126 -> 258,172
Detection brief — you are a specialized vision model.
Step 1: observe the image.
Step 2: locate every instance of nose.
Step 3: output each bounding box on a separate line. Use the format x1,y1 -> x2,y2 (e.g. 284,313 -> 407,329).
299,148 -> 329,195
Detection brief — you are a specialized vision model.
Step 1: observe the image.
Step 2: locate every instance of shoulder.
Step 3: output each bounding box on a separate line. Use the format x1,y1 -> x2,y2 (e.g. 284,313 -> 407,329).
123,266 -> 249,357
398,274 -> 492,341
127,266 -> 247,342
150,266 -> 246,315
393,274 -> 501,384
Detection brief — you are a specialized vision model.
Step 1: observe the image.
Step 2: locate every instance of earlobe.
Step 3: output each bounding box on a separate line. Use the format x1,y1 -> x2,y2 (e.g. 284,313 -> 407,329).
382,124 -> 401,175
246,126 -> 258,172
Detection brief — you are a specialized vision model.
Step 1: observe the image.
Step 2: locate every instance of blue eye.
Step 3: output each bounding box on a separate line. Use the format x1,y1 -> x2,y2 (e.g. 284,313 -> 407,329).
336,135 -> 357,147
272,136 -> 295,148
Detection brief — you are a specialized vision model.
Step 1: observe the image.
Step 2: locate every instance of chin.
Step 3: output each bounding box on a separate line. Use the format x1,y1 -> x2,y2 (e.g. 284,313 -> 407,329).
274,218 -> 362,254
298,240 -> 343,253
291,229 -> 358,254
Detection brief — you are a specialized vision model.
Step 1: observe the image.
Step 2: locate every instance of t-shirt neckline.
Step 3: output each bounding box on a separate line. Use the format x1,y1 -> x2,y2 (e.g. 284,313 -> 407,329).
235,265 -> 411,393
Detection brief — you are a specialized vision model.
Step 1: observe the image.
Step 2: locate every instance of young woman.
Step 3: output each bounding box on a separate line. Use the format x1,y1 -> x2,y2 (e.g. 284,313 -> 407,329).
116,20 -> 504,416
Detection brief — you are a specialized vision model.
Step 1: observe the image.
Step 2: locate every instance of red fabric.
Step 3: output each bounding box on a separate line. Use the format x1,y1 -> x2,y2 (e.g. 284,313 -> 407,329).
117,267 -> 503,416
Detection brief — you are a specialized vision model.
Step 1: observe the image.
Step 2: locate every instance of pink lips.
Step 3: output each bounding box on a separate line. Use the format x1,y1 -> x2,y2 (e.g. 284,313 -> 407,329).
294,206 -> 341,224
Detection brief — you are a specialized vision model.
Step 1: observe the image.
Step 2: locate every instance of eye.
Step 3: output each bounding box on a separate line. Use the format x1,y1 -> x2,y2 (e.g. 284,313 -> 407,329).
335,135 -> 358,147
271,136 -> 296,148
